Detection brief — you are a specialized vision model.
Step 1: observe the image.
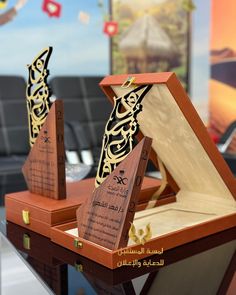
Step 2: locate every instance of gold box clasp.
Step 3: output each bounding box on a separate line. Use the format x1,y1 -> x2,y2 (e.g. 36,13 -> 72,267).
22,210 -> 30,225
74,239 -> 83,249
74,262 -> 83,272
23,233 -> 31,250
121,76 -> 135,88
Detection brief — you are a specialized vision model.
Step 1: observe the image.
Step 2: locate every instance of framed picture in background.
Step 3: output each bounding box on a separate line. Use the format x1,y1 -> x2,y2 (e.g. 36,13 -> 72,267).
210,0 -> 236,152
110,0 -> 191,90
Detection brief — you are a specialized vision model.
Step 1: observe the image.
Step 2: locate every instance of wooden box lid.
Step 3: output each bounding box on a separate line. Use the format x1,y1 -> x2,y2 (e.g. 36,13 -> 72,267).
99,72 -> 236,201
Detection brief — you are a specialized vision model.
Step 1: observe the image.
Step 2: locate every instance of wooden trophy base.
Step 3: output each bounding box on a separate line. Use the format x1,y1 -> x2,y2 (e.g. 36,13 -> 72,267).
5,177 -> 175,238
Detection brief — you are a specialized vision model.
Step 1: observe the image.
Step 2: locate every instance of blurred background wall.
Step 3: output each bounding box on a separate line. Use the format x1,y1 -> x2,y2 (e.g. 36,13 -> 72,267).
0,0 -> 209,119
0,0 -> 109,76
0,0 -> 210,102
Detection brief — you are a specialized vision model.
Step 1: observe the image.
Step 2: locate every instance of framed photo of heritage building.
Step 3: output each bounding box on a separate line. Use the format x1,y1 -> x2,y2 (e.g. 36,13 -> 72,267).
110,0 -> 191,89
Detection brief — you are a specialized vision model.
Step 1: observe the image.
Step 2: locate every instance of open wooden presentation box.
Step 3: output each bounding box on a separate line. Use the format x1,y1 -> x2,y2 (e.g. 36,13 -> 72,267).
51,72 -> 236,269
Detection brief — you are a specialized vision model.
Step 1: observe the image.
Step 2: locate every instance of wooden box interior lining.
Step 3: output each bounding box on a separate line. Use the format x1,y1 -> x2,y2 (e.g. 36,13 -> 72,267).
111,84 -> 234,201
66,192 -> 236,248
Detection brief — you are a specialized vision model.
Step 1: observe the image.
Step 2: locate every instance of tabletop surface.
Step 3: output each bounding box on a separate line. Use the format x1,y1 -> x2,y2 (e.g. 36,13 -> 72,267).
0,205 -> 236,295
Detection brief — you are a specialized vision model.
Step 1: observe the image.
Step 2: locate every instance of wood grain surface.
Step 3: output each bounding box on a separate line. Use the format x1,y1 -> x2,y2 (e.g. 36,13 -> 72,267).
22,100 -> 66,199
77,137 -> 152,250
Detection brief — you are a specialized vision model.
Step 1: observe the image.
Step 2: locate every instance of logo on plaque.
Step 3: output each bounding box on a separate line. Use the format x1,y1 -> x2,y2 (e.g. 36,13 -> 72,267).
41,130 -> 51,143
129,223 -> 152,245
113,170 -> 128,185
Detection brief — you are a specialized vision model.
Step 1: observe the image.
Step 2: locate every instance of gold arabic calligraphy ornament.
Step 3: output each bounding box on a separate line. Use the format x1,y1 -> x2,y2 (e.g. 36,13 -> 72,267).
129,223 -> 152,245
26,47 -> 53,146
95,84 -> 152,187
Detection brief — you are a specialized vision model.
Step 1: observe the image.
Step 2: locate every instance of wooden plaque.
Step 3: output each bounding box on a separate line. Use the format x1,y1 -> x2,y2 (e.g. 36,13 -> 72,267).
22,100 -> 66,200
77,137 -> 152,250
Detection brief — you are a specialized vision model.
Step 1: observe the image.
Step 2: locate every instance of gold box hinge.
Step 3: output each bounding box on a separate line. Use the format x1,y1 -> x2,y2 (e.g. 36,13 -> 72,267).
74,239 -> 83,249
22,210 -> 30,225
121,76 -> 135,88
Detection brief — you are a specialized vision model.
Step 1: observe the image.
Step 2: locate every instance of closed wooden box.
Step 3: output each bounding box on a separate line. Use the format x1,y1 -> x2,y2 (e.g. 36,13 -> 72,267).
5,176 -> 166,237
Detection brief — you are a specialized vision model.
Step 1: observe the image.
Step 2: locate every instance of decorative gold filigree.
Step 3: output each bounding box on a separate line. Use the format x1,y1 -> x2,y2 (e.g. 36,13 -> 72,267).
26,47 -> 53,146
95,84 -> 152,187
129,223 -> 152,245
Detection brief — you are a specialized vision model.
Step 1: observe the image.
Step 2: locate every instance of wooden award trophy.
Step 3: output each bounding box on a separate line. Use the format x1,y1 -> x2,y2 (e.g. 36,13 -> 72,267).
22,98 -> 66,200
5,47 -> 88,237
51,73 -> 236,269
77,137 -> 152,250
